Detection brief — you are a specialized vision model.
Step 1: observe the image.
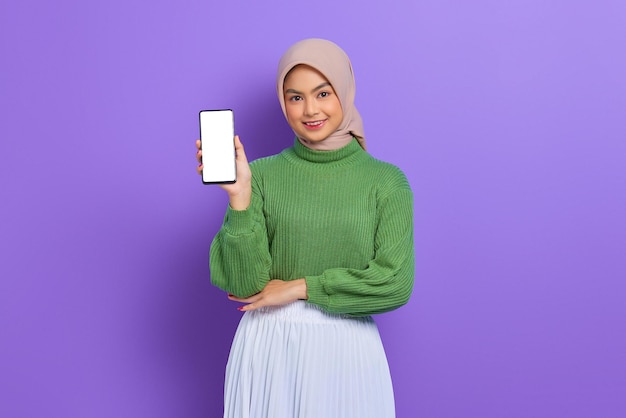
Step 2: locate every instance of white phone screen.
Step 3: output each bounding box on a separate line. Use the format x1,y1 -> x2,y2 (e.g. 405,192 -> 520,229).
199,109 -> 236,184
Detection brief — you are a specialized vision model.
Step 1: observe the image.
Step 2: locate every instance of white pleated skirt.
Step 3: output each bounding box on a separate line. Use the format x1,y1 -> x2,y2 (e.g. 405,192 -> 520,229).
223,301 -> 395,418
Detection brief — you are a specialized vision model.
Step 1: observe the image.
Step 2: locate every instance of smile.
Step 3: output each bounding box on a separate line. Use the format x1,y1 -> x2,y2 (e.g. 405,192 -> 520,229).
303,120 -> 327,129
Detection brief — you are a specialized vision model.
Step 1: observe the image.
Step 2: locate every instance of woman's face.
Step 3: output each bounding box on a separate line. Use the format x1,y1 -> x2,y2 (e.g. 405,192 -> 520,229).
283,65 -> 343,144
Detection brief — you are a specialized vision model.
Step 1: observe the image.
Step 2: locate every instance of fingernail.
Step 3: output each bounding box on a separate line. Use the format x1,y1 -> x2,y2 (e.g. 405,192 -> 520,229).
237,307 -> 244,311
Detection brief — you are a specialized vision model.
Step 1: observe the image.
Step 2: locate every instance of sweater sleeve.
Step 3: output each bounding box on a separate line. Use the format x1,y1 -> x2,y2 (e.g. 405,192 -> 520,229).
304,180 -> 414,316
208,170 -> 272,297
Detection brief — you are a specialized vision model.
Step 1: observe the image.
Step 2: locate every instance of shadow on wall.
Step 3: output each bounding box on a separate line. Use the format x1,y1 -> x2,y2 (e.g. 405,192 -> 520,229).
231,78 -> 296,161
143,83 -> 294,416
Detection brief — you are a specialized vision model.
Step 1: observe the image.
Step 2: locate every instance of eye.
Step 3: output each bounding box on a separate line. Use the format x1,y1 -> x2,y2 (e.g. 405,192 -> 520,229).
289,95 -> 302,102
318,91 -> 330,98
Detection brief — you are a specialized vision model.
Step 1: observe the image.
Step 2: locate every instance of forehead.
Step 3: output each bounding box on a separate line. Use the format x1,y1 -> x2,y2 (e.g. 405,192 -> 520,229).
283,64 -> 330,87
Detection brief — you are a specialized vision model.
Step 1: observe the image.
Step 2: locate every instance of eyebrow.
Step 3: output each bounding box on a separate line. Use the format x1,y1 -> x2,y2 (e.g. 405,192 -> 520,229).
285,82 -> 331,95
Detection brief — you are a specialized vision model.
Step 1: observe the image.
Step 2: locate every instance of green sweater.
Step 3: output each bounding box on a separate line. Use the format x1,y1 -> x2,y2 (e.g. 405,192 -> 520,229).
209,138 -> 414,316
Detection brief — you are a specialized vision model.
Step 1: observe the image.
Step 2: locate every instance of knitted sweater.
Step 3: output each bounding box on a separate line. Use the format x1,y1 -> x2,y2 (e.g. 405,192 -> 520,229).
209,138 -> 414,316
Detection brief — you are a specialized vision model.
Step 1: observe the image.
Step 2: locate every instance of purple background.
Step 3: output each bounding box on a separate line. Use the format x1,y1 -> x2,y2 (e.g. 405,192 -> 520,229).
1,0 -> 625,417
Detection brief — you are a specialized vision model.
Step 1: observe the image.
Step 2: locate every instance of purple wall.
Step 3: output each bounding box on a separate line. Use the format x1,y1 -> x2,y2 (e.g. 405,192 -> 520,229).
2,1 -> 625,417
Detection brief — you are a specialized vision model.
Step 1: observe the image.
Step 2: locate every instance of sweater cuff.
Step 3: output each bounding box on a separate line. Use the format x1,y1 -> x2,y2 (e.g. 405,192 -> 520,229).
223,206 -> 257,235
304,274 -> 330,310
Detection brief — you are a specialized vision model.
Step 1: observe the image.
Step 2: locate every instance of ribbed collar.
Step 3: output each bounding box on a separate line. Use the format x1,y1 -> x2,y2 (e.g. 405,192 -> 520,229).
287,137 -> 366,165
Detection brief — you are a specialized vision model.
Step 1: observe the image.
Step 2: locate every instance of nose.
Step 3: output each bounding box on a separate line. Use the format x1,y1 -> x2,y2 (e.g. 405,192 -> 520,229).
304,99 -> 319,117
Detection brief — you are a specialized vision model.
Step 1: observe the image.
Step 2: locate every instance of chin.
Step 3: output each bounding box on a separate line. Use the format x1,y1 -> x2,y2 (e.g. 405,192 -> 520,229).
301,136 -> 327,144
299,130 -> 332,143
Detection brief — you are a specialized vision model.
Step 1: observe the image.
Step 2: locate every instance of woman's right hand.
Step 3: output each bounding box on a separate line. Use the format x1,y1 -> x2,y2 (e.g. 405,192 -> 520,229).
196,135 -> 252,210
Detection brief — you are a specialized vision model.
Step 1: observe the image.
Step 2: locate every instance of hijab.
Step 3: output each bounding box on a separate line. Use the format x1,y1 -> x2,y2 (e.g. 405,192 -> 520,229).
276,38 -> 366,150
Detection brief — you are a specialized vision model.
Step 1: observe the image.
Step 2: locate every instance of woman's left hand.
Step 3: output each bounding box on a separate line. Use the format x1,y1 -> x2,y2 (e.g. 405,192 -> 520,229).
228,279 -> 308,312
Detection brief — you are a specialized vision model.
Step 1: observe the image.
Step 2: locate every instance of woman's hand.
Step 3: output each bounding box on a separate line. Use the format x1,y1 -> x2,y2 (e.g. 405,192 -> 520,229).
228,279 -> 308,312
196,135 -> 252,210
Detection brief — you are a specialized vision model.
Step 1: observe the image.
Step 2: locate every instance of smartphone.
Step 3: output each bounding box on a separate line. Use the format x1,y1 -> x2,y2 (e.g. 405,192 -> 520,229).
199,109 -> 236,184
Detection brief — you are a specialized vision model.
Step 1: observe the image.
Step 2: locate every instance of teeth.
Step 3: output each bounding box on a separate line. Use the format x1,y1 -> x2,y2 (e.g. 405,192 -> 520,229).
305,121 -> 323,126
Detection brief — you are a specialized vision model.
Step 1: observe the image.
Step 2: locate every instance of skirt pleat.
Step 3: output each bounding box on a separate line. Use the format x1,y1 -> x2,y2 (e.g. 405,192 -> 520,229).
223,301 -> 395,418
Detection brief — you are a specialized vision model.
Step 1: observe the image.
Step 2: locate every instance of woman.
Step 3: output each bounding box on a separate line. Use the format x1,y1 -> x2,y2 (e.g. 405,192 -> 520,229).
196,38 -> 414,418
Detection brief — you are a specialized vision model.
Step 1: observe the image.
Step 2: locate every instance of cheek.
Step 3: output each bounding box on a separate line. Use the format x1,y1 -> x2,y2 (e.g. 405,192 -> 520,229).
331,100 -> 343,119
284,105 -> 301,127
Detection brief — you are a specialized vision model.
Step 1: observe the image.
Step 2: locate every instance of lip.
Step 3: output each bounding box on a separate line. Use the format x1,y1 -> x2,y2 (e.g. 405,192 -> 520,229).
302,119 -> 327,130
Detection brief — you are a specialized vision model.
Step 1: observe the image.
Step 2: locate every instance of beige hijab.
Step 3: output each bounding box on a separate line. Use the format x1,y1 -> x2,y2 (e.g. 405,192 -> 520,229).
276,38 -> 366,150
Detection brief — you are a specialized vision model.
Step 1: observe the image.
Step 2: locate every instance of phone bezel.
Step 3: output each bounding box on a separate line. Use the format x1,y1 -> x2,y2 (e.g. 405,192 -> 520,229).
199,109 -> 236,184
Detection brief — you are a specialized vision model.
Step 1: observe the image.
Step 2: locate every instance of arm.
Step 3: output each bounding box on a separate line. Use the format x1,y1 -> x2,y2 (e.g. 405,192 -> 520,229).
198,136 -> 272,297
306,185 -> 414,316
208,186 -> 272,297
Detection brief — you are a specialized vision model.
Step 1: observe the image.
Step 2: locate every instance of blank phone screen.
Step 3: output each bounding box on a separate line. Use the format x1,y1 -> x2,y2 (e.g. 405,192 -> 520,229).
199,110 -> 236,184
